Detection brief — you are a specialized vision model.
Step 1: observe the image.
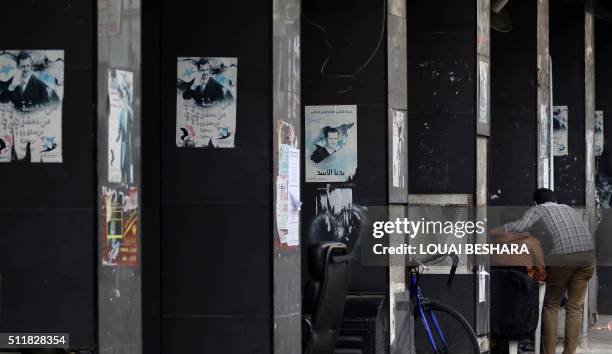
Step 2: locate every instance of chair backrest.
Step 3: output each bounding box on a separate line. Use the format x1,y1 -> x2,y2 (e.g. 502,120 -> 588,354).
303,242 -> 350,354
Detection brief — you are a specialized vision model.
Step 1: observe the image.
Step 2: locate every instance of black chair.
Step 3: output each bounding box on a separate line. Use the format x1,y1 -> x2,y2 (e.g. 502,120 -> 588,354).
303,242 -> 351,354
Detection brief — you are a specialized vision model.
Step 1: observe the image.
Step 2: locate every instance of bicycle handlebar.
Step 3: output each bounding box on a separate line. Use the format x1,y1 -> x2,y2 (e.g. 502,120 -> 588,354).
446,252 -> 460,287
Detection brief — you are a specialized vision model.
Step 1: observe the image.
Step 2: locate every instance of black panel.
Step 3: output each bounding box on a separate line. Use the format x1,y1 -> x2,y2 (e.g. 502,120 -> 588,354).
162,317 -> 271,353
161,205 -> 271,316
301,0 -> 388,293
490,0 -> 538,206
301,8 -> 387,106
0,1 -> 95,348
407,1 -> 476,194
551,1 -> 586,206
157,0 -> 273,351
142,0 -> 162,352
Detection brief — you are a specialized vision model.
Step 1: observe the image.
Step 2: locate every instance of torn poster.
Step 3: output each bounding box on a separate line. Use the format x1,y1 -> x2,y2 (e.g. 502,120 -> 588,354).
311,186 -> 363,254
108,69 -> 134,184
0,50 -> 64,163
478,59 -> 489,125
276,144 -> 300,246
553,106 -> 568,156
101,186 -> 139,266
305,105 -> 357,182
392,110 -> 406,189
176,57 -> 237,148
596,110 -> 604,157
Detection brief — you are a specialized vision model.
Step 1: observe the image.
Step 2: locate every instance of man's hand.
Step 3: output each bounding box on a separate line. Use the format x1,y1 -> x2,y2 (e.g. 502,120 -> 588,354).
8,69 -> 22,91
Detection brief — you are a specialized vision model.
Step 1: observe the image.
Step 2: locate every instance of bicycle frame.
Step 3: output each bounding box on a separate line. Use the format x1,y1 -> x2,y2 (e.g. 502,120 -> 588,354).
409,268 -> 449,353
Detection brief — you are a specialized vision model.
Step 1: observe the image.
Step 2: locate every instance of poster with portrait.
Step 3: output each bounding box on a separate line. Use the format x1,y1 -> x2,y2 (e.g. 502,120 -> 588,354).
596,110 -> 604,157
176,57 -> 237,148
553,106 -> 568,156
389,109 -> 407,203
0,50 -> 64,163
108,69 -> 134,184
101,186 -> 139,266
305,105 -> 357,182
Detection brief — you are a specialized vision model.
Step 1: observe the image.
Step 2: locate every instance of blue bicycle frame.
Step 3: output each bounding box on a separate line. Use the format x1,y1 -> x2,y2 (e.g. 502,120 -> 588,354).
409,253 -> 460,353
409,269 -> 448,352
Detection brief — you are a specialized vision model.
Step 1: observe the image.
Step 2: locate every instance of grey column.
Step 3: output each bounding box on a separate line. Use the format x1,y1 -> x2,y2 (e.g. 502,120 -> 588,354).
273,0 -> 302,352
97,0 -> 143,353
476,0 -> 490,349
537,0 -> 553,189
387,0 -> 408,351
584,0 -> 597,328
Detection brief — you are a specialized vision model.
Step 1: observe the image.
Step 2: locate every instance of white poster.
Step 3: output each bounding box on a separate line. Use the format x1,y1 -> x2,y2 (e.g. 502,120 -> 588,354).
108,69 -> 134,184
596,110 -> 604,156
478,59 -> 489,124
176,57 -> 237,148
392,110 -> 406,188
305,105 -> 357,182
0,50 -> 63,163
553,106 -> 568,156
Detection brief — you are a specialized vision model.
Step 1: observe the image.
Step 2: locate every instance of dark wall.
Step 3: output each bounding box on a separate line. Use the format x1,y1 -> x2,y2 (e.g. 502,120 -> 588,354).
0,1 -> 96,349
301,0 -> 389,293
551,0 -> 586,206
407,0 -> 476,194
490,0 -> 538,206
404,0 -> 482,336
142,0 -> 162,352
145,0 -> 274,352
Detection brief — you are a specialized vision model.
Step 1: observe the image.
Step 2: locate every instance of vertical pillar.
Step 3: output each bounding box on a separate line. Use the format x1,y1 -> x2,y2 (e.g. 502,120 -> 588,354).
387,0 -> 408,350
537,0 -> 553,189
476,0 -> 490,348
97,0 -> 143,352
273,0 -> 301,352
584,0 -> 597,328
585,0 -> 596,229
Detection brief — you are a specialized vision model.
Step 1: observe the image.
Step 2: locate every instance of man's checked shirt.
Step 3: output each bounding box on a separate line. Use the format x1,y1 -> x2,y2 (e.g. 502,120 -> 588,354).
504,202 -> 593,255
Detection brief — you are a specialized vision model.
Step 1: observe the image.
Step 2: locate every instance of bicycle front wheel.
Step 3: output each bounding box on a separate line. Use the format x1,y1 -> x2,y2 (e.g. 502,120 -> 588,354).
414,301 -> 480,354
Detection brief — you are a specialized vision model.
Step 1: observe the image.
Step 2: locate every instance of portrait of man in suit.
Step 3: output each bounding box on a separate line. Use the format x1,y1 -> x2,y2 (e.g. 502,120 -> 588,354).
182,59 -> 229,106
311,127 -> 341,164
5,52 -> 51,112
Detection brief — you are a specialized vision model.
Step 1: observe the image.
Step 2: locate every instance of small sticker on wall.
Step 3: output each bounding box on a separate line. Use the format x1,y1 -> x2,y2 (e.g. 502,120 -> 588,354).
0,50 -> 64,163
553,106 -> 568,156
176,57 -> 237,148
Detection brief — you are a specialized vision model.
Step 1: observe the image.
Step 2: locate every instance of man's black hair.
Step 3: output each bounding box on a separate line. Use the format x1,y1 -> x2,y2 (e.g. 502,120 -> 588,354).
197,59 -> 210,70
16,52 -> 32,65
323,126 -> 339,138
533,188 -> 557,204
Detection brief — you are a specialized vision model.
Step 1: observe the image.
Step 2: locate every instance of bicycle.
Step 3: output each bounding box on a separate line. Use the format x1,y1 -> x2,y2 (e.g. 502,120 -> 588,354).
410,253 -> 480,354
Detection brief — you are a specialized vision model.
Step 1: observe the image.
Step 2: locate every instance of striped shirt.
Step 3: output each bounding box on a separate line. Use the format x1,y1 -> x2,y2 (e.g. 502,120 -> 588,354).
503,202 -> 593,255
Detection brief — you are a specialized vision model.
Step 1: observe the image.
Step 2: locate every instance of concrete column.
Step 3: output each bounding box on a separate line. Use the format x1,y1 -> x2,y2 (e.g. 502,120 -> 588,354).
585,0 -> 596,229
476,0 -> 490,348
387,0 -> 408,351
537,0 -> 553,189
97,1 -> 143,352
272,0 -> 302,352
584,0 -> 598,328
